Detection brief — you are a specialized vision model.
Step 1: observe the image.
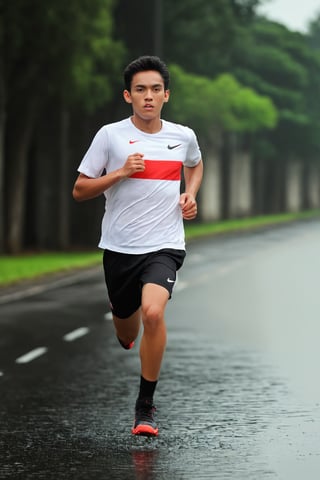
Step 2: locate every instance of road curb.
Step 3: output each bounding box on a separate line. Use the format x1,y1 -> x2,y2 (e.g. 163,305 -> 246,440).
0,266 -> 102,305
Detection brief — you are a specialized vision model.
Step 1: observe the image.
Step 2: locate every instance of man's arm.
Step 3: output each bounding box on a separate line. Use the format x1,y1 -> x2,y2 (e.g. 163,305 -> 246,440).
72,153 -> 145,202
180,159 -> 203,220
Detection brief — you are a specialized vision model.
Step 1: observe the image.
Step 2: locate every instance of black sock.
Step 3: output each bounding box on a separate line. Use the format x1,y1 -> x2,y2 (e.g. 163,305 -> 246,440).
138,375 -> 158,401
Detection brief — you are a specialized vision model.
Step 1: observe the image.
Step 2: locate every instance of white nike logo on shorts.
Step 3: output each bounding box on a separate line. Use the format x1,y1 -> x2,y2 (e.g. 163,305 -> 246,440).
167,278 -> 175,283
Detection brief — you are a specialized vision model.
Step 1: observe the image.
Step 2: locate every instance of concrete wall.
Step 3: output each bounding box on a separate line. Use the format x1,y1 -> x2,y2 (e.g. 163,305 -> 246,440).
307,163 -> 320,208
286,160 -> 302,212
199,144 -> 320,222
229,150 -> 252,217
201,152 -> 221,221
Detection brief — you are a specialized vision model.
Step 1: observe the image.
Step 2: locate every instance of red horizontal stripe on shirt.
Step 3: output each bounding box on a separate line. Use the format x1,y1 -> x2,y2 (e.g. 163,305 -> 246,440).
130,160 -> 182,181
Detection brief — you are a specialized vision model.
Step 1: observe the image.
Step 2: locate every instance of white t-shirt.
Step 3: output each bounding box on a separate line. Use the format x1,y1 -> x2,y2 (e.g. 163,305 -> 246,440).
78,117 -> 201,253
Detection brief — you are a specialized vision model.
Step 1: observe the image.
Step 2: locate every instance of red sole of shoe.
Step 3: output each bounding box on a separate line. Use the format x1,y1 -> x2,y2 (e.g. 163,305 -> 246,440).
117,337 -> 135,350
131,425 -> 159,437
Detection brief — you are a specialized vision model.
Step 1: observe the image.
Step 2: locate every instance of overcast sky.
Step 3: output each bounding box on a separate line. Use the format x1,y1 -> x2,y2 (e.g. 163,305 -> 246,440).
258,0 -> 320,32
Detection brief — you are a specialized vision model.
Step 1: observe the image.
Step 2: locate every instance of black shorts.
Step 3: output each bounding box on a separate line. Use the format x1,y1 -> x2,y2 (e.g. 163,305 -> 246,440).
103,248 -> 186,319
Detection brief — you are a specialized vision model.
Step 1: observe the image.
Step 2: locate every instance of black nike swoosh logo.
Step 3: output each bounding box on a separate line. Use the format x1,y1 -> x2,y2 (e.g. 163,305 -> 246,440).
167,144 -> 181,150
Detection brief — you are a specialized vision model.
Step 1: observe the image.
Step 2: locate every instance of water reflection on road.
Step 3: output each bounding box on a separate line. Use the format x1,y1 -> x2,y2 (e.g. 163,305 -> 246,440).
1,333 -> 294,480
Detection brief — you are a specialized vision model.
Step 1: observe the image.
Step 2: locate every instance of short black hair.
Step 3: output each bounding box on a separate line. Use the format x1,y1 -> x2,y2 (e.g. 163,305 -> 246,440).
123,55 -> 170,91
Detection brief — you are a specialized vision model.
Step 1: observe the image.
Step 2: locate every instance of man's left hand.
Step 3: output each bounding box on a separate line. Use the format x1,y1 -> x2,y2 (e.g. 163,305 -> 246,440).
179,193 -> 198,220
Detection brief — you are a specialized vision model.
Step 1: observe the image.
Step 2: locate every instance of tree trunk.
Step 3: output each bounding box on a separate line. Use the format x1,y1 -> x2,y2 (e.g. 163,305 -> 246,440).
58,106 -> 70,249
270,156 -> 286,214
7,100 -> 38,253
252,154 -> 266,215
306,162 -> 320,209
0,58 -> 5,253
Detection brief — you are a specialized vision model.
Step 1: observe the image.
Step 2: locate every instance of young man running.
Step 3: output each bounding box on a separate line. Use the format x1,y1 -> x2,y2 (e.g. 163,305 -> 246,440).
73,55 -> 203,436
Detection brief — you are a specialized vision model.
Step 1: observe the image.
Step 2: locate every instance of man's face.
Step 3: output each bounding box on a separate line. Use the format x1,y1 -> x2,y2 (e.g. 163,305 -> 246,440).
123,70 -> 170,121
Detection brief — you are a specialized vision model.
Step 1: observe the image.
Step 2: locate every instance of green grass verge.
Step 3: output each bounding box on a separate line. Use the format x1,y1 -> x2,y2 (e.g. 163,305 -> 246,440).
0,209 -> 319,287
0,251 -> 102,286
185,209 -> 320,240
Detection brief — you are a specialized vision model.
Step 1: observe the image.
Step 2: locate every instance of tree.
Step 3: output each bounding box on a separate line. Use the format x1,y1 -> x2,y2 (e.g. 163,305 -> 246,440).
306,14 -> 320,158
166,65 -> 277,218
0,8 -> 5,252
230,19 -> 320,212
2,0 -> 124,253
114,0 -> 264,77
167,65 -> 277,135
162,0 -> 264,77
308,12 -> 320,48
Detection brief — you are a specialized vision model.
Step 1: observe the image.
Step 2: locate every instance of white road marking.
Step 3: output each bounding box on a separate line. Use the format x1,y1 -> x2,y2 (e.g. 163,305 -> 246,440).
63,327 -> 90,342
104,312 -> 113,321
16,347 -> 48,364
175,259 -> 246,292
216,259 -> 245,276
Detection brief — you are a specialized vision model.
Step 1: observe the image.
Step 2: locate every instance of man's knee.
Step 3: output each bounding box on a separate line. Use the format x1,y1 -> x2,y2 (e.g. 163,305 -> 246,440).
141,303 -> 164,331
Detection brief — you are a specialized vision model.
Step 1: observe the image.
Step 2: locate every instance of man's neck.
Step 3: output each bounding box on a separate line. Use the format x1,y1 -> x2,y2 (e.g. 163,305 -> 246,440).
131,116 -> 162,134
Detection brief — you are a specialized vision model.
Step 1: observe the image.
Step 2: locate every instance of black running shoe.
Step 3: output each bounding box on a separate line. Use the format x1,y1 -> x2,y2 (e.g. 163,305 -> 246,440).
131,398 -> 158,436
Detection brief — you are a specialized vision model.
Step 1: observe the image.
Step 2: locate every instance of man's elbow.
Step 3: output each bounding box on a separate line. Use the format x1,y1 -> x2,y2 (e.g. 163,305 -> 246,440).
72,185 -> 84,202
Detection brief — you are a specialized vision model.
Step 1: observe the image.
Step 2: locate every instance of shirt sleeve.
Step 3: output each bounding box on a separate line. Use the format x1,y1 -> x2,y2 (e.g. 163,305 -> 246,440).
184,127 -> 202,167
77,126 -> 109,178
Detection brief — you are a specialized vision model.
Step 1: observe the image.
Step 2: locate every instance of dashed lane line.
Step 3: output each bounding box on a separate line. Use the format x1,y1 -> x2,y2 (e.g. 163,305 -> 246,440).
12,327 -> 90,367
216,259 -> 246,276
16,347 -> 48,364
63,327 -> 90,342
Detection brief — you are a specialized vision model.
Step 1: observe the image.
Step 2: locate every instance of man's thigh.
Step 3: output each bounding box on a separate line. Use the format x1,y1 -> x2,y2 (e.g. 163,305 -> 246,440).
140,249 -> 186,299
141,283 -> 170,313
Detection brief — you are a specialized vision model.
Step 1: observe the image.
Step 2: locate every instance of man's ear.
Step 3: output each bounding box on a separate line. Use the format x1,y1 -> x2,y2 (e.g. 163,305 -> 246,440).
123,90 -> 132,104
164,89 -> 170,103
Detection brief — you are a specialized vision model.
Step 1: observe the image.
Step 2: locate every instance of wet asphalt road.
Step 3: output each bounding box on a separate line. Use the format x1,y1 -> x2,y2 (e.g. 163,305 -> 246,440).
1,220 -> 320,479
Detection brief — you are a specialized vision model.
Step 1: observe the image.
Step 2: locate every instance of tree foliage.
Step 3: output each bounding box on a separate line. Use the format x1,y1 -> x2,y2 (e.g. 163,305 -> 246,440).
167,65 -> 277,136
4,0 -> 124,111
230,19 -> 320,157
162,0 -> 264,77
304,14 -> 320,156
